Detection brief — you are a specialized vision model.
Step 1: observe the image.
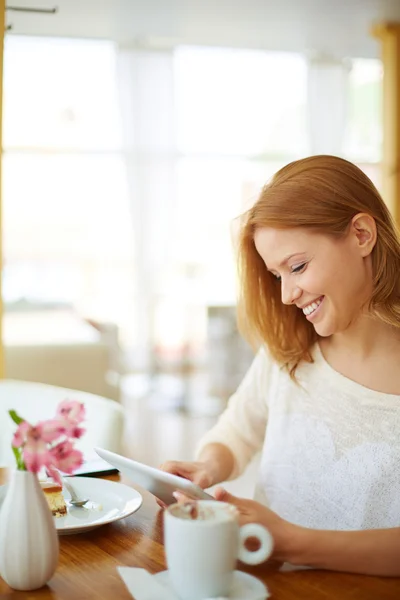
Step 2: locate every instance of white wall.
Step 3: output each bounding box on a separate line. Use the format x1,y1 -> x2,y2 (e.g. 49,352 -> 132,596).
6,0 -> 399,59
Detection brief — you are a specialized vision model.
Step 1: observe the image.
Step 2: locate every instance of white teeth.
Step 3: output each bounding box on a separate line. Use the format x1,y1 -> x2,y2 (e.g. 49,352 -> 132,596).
302,298 -> 322,316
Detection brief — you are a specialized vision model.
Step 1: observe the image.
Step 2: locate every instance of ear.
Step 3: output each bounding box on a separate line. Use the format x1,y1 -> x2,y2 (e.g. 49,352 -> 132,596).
350,213 -> 377,257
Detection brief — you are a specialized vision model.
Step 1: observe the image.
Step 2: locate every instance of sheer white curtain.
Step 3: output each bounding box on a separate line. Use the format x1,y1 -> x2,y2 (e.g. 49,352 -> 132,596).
307,56 -> 350,155
114,47 -> 353,371
116,47 -> 177,370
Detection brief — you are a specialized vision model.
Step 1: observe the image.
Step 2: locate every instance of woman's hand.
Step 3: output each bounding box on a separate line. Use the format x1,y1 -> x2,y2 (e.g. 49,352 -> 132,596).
159,460 -> 215,488
212,487 -> 297,561
171,487 -> 400,576
156,460 -> 215,508
173,486 -> 298,562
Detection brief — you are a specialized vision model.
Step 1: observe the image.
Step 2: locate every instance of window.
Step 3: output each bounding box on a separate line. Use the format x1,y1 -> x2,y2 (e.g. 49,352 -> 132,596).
4,39 -> 382,363
173,47 -> 308,305
3,37 -> 134,339
344,58 -> 383,188
175,47 -> 308,158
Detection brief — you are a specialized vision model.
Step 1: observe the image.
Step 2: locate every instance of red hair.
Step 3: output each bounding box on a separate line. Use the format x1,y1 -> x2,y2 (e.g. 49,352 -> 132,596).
237,155 -> 400,376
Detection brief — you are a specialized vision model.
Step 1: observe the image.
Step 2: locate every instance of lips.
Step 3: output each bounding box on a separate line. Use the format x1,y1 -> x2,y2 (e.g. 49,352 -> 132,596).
301,296 -> 324,316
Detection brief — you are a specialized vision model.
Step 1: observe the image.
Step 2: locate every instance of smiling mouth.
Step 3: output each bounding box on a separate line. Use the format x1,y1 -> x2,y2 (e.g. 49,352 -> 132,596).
302,296 -> 324,317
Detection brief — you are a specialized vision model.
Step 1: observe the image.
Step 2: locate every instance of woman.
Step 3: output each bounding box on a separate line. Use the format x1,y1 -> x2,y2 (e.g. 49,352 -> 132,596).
160,155 -> 400,576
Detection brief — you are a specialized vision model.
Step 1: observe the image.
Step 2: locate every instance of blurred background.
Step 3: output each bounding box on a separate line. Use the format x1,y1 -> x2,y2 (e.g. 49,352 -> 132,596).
0,1 -> 395,484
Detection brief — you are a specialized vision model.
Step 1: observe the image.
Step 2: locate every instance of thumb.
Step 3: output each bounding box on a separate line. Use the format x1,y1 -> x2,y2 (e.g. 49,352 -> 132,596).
172,491 -> 192,504
213,486 -> 240,505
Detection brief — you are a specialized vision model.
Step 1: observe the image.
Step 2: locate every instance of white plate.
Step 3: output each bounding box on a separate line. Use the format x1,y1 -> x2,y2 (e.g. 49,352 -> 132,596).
56,477 -> 142,535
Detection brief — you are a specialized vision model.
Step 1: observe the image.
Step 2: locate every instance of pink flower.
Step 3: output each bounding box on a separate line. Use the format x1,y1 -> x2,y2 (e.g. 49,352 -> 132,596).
65,424 -> 86,439
9,398 -> 86,478
38,419 -> 68,442
55,400 -> 86,438
56,400 -> 85,424
50,440 -> 84,474
12,421 -> 31,448
12,419 -> 67,448
46,464 -> 62,487
20,426 -> 52,474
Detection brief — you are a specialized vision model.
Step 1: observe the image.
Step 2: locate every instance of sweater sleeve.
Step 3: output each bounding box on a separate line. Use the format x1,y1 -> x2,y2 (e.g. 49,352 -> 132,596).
195,347 -> 274,479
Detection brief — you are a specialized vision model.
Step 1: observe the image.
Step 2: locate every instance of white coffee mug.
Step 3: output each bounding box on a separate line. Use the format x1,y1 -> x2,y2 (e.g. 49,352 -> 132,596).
164,500 -> 273,600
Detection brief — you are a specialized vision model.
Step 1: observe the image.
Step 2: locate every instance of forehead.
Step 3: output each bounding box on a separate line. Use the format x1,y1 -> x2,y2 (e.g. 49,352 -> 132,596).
253,227 -> 335,269
254,227 -> 319,255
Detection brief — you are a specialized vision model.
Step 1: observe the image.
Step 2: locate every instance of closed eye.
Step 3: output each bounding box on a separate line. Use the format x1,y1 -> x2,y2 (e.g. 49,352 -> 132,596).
270,262 -> 307,281
291,262 -> 307,274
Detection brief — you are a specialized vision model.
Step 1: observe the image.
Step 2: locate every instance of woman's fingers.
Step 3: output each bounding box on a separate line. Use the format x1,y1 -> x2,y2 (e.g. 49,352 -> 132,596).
159,461 -> 189,477
172,491 -> 192,503
158,460 -> 213,493
156,498 -> 168,509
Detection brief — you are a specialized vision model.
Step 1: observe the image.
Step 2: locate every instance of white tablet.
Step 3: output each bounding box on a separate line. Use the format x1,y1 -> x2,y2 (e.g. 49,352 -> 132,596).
94,447 -> 214,505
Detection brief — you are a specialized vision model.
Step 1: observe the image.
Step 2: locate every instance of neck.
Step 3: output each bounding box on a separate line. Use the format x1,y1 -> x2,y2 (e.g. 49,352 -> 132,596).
323,314 -> 400,360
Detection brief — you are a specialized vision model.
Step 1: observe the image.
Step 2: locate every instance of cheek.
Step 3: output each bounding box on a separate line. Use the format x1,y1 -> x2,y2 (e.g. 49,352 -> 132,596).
300,268 -> 332,293
323,261 -> 368,313
301,263 -> 353,304
337,257 -> 368,294
326,254 -> 361,289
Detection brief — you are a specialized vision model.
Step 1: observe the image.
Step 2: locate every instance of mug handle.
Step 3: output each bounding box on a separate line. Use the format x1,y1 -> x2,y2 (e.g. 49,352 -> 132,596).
237,523 -> 274,565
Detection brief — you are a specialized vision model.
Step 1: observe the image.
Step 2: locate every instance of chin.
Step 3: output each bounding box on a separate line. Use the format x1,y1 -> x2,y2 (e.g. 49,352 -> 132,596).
313,322 -> 336,337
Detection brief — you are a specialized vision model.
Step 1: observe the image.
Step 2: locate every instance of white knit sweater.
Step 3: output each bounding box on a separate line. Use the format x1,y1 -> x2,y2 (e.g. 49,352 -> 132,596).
197,344 -> 400,530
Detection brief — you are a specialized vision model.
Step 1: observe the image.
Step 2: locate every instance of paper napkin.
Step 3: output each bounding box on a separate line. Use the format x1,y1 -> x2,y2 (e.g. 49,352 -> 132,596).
118,567 -> 177,600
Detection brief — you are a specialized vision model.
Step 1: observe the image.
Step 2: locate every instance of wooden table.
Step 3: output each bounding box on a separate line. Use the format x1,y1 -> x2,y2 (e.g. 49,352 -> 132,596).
0,470 -> 399,599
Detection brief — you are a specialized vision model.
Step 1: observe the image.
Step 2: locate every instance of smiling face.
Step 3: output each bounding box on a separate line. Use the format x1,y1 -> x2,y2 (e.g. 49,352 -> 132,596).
253,223 -> 375,337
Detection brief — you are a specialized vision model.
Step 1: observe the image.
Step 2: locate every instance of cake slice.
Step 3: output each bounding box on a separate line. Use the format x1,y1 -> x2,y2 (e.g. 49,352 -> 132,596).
40,481 -> 67,517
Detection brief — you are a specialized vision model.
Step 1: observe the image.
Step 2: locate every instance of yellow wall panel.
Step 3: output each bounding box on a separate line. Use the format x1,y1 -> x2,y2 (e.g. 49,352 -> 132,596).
372,23 -> 400,226
0,0 -> 4,378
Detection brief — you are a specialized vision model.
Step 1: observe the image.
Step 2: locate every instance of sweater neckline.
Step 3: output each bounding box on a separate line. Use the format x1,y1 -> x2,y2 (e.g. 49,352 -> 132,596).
311,342 -> 400,401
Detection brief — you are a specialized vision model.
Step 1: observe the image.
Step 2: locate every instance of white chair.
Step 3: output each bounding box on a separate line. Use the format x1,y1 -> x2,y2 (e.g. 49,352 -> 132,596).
0,379 -> 125,468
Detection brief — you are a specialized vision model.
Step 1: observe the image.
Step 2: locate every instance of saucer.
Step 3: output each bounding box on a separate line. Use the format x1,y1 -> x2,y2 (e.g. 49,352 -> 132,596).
154,570 -> 270,599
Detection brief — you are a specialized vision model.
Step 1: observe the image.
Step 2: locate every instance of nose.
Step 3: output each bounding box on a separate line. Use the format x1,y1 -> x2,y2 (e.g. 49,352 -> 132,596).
281,277 -> 302,306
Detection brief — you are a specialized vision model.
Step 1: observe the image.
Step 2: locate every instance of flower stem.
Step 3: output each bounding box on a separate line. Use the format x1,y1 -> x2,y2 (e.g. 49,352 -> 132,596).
11,445 -> 26,470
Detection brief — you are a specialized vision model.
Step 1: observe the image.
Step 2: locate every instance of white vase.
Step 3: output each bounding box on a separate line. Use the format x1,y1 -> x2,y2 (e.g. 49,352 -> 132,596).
0,470 -> 59,590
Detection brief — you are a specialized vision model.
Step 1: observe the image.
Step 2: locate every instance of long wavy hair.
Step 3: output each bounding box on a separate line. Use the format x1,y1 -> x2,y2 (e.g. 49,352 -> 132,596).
237,155 -> 400,376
